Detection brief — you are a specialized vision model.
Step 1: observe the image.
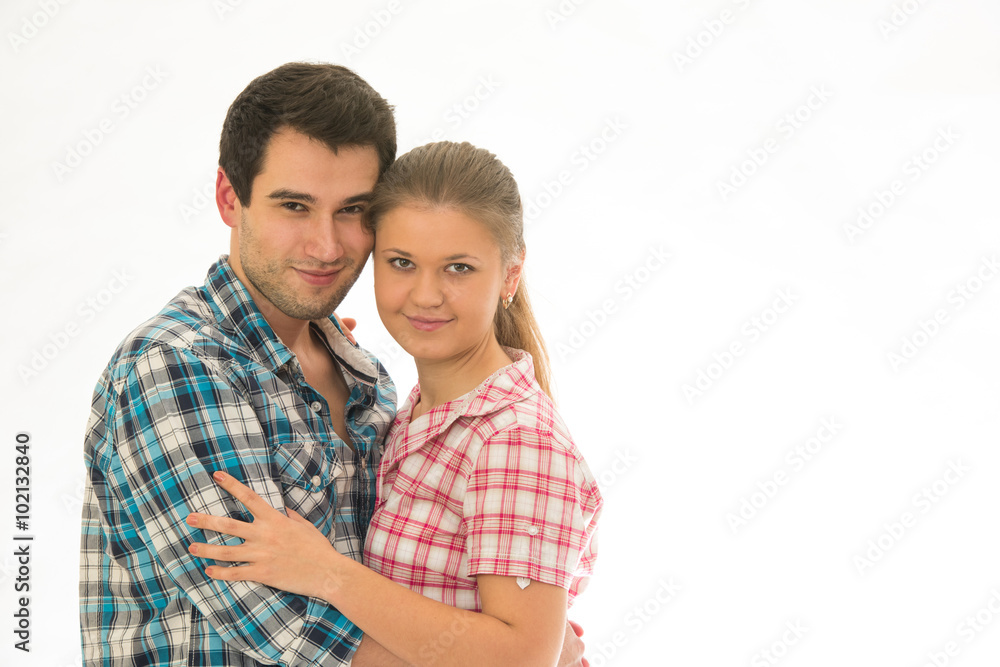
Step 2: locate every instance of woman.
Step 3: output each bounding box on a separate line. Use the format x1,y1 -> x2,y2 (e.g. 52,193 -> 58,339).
187,141 -> 603,666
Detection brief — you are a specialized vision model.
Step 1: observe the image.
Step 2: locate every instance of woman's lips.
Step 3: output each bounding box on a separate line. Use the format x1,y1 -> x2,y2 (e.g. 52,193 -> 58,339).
406,316 -> 451,332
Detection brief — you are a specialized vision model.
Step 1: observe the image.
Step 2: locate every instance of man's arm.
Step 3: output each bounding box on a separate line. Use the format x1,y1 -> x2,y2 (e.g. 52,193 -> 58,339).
106,343 -> 360,665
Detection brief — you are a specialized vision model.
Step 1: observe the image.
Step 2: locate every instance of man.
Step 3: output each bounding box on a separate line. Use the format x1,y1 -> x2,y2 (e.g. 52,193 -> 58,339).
80,62 -> 587,666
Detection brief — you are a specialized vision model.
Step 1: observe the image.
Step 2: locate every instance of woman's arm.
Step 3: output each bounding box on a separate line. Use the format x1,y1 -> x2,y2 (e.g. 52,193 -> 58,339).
187,471 -> 567,667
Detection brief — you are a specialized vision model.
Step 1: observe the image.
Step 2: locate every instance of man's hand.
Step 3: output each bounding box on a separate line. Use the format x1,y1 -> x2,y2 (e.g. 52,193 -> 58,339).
558,620 -> 589,667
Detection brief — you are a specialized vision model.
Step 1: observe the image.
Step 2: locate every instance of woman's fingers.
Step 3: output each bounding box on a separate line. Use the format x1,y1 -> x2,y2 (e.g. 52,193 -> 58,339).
188,540 -> 247,562
186,509 -> 254,540
212,470 -> 274,517
286,507 -> 311,525
204,563 -> 258,583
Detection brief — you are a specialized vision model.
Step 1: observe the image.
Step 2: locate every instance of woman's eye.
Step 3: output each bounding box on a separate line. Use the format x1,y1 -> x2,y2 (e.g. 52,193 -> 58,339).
389,258 -> 413,269
447,263 -> 472,274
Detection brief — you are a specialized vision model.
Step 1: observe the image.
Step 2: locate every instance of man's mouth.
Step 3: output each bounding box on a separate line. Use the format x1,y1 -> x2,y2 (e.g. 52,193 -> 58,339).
294,267 -> 341,286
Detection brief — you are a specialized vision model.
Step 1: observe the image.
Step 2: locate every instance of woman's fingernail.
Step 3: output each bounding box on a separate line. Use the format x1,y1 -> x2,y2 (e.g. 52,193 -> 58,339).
188,543 -> 198,554
213,470 -> 227,481
187,514 -> 199,526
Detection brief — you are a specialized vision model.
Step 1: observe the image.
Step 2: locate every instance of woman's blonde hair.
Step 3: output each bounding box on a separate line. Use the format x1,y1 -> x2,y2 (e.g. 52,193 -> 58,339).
365,141 -> 553,397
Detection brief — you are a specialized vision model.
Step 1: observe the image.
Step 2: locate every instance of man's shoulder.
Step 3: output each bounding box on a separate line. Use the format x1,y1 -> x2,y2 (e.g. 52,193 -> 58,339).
102,283 -> 239,382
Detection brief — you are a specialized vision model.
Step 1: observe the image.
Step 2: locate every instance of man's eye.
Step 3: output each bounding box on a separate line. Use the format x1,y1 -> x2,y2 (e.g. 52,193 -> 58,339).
446,263 -> 472,274
282,202 -> 307,212
389,258 -> 413,269
341,205 -> 365,215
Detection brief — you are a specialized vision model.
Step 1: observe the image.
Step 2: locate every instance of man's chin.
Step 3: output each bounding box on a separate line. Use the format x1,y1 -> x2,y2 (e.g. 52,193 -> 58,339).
277,294 -> 349,321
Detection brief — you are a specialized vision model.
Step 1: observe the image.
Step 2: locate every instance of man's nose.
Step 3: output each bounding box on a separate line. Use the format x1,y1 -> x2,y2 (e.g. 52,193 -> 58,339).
305,219 -> 343,263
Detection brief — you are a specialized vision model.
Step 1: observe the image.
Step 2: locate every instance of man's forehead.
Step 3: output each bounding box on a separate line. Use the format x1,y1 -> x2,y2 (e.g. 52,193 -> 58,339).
252,131 -> 378,198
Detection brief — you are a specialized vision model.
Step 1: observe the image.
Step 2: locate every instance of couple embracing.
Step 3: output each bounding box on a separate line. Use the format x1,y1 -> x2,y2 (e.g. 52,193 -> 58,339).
80,62 -> 602,666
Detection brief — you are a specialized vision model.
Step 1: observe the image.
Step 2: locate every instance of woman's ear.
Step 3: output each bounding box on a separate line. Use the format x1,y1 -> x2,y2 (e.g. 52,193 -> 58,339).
504,249 -> 526,297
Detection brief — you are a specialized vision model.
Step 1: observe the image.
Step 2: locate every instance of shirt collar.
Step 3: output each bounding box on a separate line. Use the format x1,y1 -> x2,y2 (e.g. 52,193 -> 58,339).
402,348 -> 540,430
204,255 -> 380,387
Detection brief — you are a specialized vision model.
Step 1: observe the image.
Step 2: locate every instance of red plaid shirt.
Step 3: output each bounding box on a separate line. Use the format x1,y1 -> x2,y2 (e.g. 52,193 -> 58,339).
364,349 -> 602,611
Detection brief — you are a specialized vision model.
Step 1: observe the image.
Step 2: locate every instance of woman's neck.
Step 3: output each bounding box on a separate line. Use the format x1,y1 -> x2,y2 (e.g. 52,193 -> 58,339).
411,336 -> 513,419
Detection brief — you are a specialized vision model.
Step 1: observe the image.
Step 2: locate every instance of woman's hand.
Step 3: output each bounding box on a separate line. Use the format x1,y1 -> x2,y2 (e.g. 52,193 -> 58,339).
186,470 -> 342,599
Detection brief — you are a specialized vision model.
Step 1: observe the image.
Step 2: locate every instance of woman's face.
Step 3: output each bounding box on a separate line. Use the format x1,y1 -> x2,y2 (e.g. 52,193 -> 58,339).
373,204 -> 516,364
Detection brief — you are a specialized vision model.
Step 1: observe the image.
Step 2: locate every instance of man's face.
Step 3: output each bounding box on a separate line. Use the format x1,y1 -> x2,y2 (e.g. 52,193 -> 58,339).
224,128 -> 380,322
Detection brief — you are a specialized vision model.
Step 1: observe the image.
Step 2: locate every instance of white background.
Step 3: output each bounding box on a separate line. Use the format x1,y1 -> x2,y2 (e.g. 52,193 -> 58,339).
2,1 -> 999,665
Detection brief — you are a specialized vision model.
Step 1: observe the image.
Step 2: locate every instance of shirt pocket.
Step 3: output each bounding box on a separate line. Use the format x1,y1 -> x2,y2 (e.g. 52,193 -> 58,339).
270,436 -> 344,506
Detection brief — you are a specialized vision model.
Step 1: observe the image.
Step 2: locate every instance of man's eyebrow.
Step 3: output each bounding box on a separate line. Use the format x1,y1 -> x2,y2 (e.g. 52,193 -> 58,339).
267,188 -> 316,204
344,192 -> 374,205
265,190 -> 374,207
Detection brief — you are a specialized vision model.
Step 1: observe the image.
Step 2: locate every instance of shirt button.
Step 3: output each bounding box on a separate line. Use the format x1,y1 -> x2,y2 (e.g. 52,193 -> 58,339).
527,525 -> 539,536
310,401 -> 323,412
311,475 -> 322,487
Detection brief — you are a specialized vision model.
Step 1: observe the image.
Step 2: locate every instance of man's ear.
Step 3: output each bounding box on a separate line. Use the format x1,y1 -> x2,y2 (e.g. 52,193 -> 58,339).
216,168 -> 240,228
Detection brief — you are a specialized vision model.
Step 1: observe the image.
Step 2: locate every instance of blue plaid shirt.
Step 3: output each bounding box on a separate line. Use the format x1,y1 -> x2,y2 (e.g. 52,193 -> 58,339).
80,257 -> 396,666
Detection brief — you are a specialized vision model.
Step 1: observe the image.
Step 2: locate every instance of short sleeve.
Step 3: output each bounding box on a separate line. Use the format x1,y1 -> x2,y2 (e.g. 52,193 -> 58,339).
462,424 -> 602,601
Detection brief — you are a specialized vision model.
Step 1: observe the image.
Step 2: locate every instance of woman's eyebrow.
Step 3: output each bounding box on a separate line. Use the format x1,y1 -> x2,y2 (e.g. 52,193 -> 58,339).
380,249 -> 480,262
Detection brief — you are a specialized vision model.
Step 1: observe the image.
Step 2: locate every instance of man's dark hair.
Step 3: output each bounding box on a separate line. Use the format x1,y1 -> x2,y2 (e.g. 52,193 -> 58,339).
219,62 -> 396,206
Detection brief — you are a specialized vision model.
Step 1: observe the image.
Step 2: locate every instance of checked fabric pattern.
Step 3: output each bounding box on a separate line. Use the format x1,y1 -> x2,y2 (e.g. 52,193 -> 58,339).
80,257 -> 396,666
364,348 -> 602,612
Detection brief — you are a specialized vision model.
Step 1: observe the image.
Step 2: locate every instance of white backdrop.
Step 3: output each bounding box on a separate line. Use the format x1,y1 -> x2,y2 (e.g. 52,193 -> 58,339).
2,1 -> 999,665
